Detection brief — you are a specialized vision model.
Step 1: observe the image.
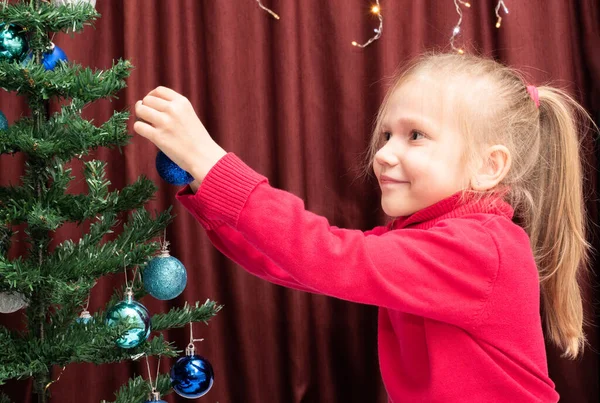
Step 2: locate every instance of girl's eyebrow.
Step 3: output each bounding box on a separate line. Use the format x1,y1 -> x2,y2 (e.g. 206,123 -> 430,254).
391,115 -> 437,132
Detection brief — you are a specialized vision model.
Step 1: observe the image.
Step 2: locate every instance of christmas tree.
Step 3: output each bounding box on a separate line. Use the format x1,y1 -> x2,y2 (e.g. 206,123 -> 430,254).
0,1 -> 220,402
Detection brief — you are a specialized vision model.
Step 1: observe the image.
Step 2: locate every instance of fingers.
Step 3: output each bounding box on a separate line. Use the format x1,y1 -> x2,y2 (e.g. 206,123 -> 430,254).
133,120 -> 158,142
141,95 -> 171,112
135,100 -> 166,127
147,86 -> 180,101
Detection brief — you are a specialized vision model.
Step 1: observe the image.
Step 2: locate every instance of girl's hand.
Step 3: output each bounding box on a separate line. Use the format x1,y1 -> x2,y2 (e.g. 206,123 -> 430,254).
133,86 -> 227,182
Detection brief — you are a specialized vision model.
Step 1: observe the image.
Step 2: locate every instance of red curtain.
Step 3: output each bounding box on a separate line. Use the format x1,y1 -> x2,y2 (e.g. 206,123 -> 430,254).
1,1 -> 598,402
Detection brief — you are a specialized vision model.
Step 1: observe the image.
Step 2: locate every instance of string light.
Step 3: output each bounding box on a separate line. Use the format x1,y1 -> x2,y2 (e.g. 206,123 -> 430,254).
450,0 -> 471,54
495,1 -> 509,28
255,0 -> 280,20
352,1 -> 383,48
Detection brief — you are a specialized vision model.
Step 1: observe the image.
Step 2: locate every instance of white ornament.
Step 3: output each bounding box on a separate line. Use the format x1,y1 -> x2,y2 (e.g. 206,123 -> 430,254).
0,291 -> 28,314
53,0 -> 97,7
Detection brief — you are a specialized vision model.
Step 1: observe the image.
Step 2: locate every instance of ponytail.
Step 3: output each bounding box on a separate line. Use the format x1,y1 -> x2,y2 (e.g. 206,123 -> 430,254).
523,86 -> 593,358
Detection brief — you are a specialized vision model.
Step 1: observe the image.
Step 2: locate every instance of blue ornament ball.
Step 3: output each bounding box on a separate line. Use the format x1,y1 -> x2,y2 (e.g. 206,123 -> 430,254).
0,110 -> 8,131
143,391 -> 167,403
23,43 -> 68,70
155,151 -> 194,186
143,252 -> 187,300
170,354 -> 214,399
0,23 -> 29,62
105,293 -> 151,349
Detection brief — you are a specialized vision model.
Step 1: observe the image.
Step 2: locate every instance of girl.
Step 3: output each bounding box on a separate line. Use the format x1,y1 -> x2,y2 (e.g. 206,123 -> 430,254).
133,53 -> 594,402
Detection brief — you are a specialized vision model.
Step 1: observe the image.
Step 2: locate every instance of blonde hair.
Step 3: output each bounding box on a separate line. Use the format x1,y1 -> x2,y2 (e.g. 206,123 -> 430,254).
363,52 -> 596,359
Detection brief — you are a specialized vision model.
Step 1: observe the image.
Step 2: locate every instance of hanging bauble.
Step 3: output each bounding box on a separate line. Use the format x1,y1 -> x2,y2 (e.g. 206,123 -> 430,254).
105,290 -> 151,349
0,110 -> 8,131
143,242 -> 187,300
23,43 -> 68,71
143,391 -> 167,403
155,151 -> 194,186
76,309 -> 93,325
0,23 -> 29,63
170,345 -> 214,399
40,43 -> 68,70
0,291 -> 28,314
53,0 -> 97,7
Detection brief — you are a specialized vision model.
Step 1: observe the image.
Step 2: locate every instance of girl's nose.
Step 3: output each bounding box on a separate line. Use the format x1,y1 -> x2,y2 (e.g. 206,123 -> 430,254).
374,143 -> 400,167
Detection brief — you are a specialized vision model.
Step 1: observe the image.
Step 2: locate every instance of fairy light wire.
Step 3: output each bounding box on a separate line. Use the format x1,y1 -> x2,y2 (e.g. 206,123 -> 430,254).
255,0 -> 280,20
450,0 -> 471,54
352,1 -> 383,48
495,0 -> 509,28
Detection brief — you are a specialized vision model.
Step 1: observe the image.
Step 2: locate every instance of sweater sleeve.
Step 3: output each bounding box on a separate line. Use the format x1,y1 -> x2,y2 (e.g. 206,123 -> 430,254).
186,153 -> 500,329
176,184 -> 389,293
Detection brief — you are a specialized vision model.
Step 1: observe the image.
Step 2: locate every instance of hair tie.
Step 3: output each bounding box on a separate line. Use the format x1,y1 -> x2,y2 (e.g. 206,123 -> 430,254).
526,85 -> 540,108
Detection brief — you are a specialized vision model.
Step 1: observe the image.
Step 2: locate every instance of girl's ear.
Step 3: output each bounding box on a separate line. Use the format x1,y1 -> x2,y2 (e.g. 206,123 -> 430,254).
470,145 -> 512,190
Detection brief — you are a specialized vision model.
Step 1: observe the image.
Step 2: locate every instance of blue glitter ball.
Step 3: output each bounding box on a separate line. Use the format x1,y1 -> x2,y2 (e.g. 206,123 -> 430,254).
105,293 -> 151,349
170,354 -> 214,399
143,252 -> 187,300
23,43 -> 68,70
155,151 -> 194,186
0,110 -> 7,130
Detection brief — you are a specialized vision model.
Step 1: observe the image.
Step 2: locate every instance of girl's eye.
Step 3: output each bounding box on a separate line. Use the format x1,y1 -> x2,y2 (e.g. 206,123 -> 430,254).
410,130 -> 425,140
383,131 -> 392,141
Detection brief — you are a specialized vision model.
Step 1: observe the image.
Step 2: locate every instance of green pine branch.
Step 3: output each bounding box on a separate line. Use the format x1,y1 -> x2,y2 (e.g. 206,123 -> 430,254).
0,59 -> 131,106
1,300 -> 221,385
152,300 -> 223,331
0,106 -> 131,159
0,391 -> 13,403
107,373 -> 173,403
0,1 -> 98,51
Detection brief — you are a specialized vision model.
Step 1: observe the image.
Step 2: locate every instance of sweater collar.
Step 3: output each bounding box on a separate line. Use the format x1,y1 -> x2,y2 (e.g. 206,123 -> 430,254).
390,191 -> 514,230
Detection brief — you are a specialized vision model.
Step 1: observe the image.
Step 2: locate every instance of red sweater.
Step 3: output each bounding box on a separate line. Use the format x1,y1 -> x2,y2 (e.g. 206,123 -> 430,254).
176,153 -> 559,402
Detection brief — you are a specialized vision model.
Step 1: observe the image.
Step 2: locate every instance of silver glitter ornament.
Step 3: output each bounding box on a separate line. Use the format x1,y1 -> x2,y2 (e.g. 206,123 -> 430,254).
53,0 -> 97,7
0,291 -> 28,314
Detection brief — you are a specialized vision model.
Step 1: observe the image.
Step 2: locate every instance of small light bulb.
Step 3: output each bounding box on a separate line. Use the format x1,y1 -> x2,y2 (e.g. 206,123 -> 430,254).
458,49 -> 464,54
465,2 -> 471,7
453,26 -> 460,35
496,19 -> 502,28
372,5 -> 380,14
352,41 -> 358,46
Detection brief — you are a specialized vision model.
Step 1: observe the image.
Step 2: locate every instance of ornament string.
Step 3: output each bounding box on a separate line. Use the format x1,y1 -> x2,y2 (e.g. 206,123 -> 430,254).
123,255 -> 138,293
352,1 -> 383,48
255,0 -> 280,20
188,321 -> 204,351
144,355 -> 161,393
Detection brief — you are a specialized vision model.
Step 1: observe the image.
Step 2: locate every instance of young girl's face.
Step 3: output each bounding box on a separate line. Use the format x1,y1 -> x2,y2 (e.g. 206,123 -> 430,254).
374,75 -> 471,217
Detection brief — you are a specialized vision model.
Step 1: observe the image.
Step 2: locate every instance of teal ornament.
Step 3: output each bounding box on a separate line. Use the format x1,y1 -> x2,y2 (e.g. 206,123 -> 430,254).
0,24 -> 29,63
76,309 -> 93,325
170,344 -> 214,399
105,290 -> 151,349
155,150 -> 194,185
0,110 -> 7,131
143,242 -> 187,300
